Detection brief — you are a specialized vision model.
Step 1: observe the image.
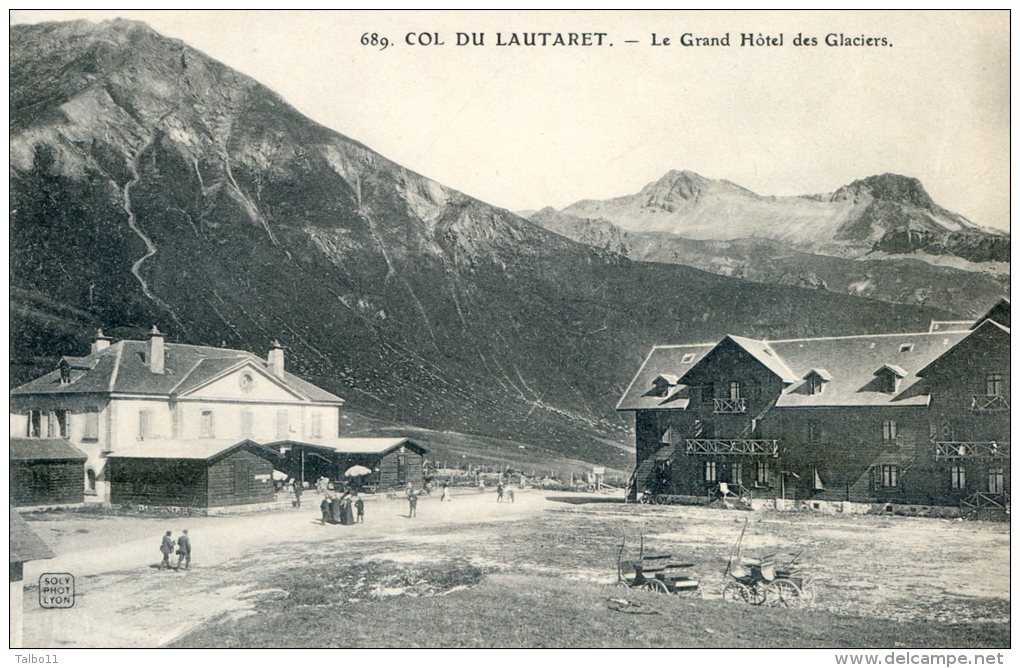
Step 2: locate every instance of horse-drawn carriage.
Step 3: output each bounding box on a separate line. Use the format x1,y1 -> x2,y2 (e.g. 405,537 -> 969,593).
721,519 -> 816,608
616,536 -> 701,597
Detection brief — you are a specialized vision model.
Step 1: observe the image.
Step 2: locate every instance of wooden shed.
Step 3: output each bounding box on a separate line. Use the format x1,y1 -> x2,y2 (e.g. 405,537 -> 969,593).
10,438 -> 87,507
10,508 -> 55,648
273,437 -> 427,490
107,439 -> 279,509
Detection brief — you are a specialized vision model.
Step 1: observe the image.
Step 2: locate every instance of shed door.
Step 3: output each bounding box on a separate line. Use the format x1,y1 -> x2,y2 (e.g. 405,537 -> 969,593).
396,455 -> 407,484
233,461 -> 250,495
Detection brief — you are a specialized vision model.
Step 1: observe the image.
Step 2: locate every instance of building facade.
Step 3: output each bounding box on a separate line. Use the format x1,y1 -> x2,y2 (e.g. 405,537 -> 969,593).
10,328 -> 345,503
618,299 -> 1010,509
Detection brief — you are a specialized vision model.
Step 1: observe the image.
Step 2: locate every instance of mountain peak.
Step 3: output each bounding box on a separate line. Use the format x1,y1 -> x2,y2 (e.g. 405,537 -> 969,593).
833,173 -> 935,208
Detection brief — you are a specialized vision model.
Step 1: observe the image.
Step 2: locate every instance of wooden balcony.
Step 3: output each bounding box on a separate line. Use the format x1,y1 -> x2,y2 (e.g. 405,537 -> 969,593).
686,438 -> 779,457
933,441 -> 1009,460
970,394 -> 1009,413
713,397 -> 747,414
961,492 -> 1010,510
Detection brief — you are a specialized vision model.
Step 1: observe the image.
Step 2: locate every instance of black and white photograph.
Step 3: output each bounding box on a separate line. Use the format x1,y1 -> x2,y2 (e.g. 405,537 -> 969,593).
7,8 -> 1011,656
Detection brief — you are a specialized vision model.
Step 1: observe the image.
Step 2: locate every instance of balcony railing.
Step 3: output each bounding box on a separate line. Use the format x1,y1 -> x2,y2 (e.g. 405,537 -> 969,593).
961,492 -> 1010,510
933,441 -> 1009,460
971,394 -> 1009,413
713,397 -> 747,414
686,438 -> 779,457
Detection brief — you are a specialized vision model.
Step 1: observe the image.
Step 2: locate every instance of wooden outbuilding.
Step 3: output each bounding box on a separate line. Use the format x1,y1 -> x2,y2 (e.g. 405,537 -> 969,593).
107,439 -> 279,509
10,438 -> 87,507
10,508 -> 54,648
273,437 -> 427,490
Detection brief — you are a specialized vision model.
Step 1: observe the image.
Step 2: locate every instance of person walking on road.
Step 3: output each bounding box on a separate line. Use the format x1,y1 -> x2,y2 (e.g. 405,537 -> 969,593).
408,488 -> 418,518
496,482 -> 504,503
159,530 -> 174,570
176,530 -> 192,570
440,482 -> 451,502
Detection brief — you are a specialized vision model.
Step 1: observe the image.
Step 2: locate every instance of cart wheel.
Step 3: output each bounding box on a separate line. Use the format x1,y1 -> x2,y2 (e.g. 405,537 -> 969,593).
798,581 -> 816,605
765,579 -> 803,608
722,582 -> 752,604
644,579 -> 669,594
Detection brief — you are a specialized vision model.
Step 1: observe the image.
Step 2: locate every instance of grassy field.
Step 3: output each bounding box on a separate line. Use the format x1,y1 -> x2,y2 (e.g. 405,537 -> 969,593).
165,496 -> 1009,648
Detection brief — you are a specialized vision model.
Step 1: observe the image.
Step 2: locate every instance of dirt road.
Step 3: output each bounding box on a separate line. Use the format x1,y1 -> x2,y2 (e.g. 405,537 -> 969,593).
21,489 -> 543,647
20,491 -> 1009,647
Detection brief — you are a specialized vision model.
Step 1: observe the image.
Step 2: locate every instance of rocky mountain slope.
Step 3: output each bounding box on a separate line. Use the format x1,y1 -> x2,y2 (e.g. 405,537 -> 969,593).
530,171 -> 1008,315
10,20 -> 955,467
529,208 -> 1007,316
556,170 -> 1009,263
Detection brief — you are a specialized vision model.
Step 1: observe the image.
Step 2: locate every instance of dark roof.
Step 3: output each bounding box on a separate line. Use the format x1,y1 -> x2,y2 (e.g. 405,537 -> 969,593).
10,438 -> 88,461
619,329 -> 976,410
268,437 -> 428,456
107,438 -> 281,462
917,319 -> 1011,377
972,297 -> 1010,329
10,508 -> 55,563
11,340 -> 342,404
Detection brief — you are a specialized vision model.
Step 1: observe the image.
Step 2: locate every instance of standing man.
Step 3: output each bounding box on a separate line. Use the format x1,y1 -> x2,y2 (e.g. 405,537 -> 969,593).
176,530 -> 192,570
320,494 -> 332,525
355,494 -> 365,523
496,481 -> 504,503
159,531 -> 174,570
408,488 -> 418,518
293,479 -> 303,508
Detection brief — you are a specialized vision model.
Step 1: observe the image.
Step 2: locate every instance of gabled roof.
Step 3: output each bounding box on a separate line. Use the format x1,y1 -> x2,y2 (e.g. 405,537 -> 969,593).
621,329 -> 974,410
652,374 -> 680,386
874,364 -> 908,378
805,368 -> 833,381
917,319 -> 1011,378
616,343 -> 715,410
971,297 -> 1010,329
107,438 -> 280,462
679,335 -> 799,385
10,438 -> 88,461
11,340 -> 342,404
10,508 -> 55,563
269,437 -> 428,456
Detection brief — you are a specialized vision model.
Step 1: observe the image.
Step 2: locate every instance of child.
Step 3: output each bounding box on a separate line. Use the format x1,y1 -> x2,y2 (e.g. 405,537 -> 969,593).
355,495 -> 365,523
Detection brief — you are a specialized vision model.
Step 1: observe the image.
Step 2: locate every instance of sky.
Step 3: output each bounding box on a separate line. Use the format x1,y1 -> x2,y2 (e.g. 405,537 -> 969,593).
10,10 -> 1012,231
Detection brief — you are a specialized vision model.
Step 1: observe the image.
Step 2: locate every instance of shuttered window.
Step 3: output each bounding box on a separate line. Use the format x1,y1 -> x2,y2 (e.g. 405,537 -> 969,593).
704,461 -> 717,482
83,409 -> 99,440
882,420 -> 897,443
985,373 -> 1004,396
396,455 -> 408,484
240,410 -> 254,437
138,410 -> 152,440
731,462 -> 743,485
276,410 -> 289,438
950,465 -> 965,490
987,467 -> 1004,494
756,461 -> 770,485
200,410 -> 215,438
881,465 -> 898,488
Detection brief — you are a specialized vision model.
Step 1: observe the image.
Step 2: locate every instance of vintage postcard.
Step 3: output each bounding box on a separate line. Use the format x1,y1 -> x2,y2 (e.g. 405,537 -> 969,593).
7,9 -> 1010,657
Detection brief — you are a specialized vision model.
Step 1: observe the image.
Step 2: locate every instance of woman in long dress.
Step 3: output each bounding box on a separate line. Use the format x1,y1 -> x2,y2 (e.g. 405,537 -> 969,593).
341,493 -> 356,525
330,494 -> 343,524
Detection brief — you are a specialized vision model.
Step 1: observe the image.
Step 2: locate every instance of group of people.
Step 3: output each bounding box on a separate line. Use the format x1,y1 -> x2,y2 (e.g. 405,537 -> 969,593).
320,491 -> 364,525
495,482 -> 515,503
158,529 -> 192,570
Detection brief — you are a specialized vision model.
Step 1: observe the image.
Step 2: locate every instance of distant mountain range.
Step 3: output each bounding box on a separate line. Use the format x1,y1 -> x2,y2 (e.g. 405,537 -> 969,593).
527,171 -> 1008,314
10,20 -> 966,467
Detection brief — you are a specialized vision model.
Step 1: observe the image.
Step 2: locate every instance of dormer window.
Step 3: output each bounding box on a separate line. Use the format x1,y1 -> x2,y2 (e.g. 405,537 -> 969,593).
874,364 -> 907,394
899,343 -> 914,353
804,369 -> 832,395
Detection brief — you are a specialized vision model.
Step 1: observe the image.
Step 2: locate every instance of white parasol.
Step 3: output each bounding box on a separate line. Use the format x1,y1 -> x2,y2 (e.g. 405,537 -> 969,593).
344,465 -> 373,477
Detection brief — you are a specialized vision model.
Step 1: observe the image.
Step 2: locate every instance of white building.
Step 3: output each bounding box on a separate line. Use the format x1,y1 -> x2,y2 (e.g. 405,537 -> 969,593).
10,328 -> 344,500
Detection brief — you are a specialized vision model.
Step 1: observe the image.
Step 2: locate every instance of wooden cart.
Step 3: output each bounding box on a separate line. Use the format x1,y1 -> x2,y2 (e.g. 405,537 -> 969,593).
617,536 -> 701,598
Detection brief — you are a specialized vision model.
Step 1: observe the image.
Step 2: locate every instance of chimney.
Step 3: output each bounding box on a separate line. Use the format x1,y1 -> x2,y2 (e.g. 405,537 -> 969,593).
148,325 -> 165,374
91,329 -> 112,354
268,339 -> 285,378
